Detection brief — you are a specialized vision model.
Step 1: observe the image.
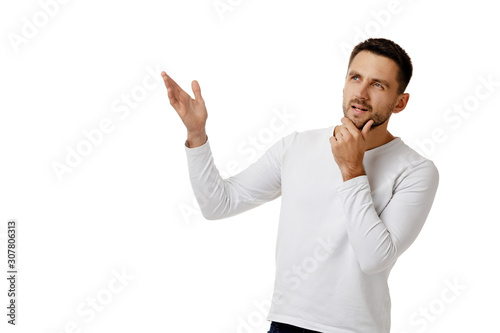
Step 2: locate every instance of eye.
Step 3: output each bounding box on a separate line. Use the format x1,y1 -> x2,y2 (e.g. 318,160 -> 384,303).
351,75 -> 359,81
374,82 -> 383,89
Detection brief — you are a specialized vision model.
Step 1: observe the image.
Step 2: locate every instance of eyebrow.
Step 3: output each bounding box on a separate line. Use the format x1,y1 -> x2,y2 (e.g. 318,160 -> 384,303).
348,70 -> 391,89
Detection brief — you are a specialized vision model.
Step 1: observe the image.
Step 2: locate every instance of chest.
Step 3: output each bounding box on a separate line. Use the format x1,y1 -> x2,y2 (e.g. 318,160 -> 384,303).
280,141 -> 396,216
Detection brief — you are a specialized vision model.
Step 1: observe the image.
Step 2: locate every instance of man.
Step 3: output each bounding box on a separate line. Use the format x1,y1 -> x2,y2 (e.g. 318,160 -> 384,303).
161,38 -> 439,333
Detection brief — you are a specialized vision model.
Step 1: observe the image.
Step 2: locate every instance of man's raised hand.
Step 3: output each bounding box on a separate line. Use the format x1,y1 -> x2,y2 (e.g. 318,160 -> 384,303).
161,71 -> 207,147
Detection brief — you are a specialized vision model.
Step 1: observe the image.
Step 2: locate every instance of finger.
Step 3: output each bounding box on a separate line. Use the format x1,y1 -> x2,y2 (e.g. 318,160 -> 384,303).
192,80 -> 203,102
161,71 -> 174,89
340,117 -> 360,136
333,130 -> 344,143
333,125 -> 344,138
162,73 -> 186,111
163,72 -> 187,101
162,72 -> 177,97
161,73 -> 178,105
361,119 -> 374,139
338,125 -> 351,139
167,85 -> 178,107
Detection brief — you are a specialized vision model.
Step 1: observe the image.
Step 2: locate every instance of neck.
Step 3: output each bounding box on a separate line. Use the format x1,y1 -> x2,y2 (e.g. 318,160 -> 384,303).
365,123 -> 395,150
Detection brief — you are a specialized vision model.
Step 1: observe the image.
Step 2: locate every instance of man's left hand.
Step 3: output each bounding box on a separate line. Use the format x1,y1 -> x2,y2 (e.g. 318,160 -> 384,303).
330,117 -> 373,182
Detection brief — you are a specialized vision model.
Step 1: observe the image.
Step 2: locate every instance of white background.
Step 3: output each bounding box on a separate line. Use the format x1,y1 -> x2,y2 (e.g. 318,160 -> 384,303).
1,0 -> 499,332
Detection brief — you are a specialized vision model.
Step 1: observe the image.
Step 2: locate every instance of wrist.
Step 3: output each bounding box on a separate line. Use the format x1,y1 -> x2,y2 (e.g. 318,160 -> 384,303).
340,165 -> 366,182
187,130 -> 207,148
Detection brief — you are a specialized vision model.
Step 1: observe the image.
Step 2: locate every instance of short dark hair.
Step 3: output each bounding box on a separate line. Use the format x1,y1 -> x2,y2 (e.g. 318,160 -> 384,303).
348,38 -> 413,94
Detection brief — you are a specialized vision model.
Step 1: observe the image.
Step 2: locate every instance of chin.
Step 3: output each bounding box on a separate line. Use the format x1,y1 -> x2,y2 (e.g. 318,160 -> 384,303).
350,115 -> 369,130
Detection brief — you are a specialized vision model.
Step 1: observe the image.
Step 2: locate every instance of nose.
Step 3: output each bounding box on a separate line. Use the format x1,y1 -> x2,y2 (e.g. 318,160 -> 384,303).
354,82 -> 370,100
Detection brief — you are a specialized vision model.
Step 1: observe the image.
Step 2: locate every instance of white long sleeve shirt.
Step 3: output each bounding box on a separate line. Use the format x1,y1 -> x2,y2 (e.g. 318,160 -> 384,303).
184,125 -> 439,333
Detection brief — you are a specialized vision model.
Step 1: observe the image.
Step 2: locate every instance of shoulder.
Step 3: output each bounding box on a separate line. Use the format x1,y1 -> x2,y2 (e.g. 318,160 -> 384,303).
390,139 -> 439,189
281,125 -> 334,147
396,139 -> 438,173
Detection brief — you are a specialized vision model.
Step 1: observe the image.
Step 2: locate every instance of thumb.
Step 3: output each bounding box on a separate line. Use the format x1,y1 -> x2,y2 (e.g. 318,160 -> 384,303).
361,119 -> 374,139
192,80 -> 203,101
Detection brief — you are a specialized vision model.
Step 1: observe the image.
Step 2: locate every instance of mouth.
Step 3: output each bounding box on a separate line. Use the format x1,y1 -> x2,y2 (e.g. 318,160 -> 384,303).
351,103 -> 369,115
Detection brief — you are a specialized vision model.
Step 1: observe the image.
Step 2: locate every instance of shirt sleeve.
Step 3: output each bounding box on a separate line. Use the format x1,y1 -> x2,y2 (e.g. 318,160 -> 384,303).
184,137 -> 285,220
336,159 -> 439,274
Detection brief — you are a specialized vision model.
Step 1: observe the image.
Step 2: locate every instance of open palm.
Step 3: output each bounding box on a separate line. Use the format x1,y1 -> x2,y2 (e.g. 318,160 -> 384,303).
161,71 -> 207,136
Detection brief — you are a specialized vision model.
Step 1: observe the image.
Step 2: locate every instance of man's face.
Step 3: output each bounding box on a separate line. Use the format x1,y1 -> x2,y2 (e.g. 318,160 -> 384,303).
342,50 -> 402,130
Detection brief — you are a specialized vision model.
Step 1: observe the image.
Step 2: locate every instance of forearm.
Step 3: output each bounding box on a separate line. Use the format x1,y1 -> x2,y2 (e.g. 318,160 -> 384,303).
337,176 -> 396,274
185,138 -> 282,220
185,139 -> 239,220
337,163 -> 439,275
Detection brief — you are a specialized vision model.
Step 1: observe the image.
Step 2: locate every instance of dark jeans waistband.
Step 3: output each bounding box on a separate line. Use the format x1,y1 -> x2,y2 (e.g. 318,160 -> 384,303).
267,321 -> 322,333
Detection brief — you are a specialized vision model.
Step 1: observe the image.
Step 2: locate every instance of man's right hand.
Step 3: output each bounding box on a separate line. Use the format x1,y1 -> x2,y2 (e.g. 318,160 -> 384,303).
161,71 -> 208,148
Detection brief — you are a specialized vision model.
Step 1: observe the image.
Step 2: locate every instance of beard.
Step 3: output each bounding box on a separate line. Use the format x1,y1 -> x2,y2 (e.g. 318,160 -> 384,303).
342,97 -> 396,130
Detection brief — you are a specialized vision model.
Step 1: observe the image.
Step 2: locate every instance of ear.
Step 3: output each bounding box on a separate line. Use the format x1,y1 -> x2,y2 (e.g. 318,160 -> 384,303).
393,93 -> 409,114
